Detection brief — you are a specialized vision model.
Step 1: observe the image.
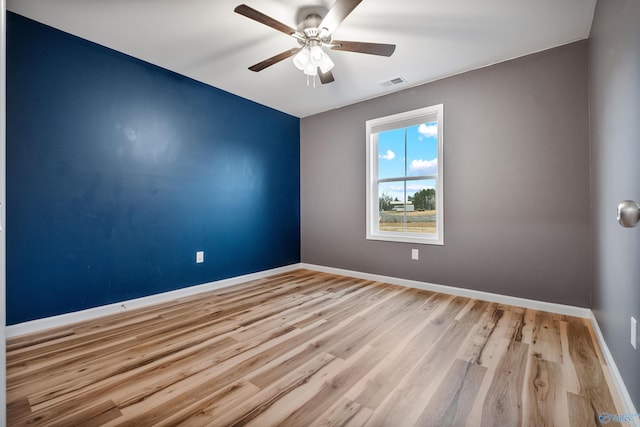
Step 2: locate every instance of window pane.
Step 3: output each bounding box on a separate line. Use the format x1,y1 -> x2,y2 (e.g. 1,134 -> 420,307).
406,122 -> 438,177
378,181 -> 406,232
377,128 -> 405,179
406,179 -> 437,235
366,104 -> 443,245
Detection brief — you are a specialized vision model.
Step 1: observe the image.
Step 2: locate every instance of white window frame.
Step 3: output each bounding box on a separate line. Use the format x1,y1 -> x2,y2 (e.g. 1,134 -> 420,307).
366,104 -> 444,245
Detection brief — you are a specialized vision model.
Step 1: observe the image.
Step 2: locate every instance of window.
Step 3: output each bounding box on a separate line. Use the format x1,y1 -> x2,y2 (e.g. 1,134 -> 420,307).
366,104 -> 444,245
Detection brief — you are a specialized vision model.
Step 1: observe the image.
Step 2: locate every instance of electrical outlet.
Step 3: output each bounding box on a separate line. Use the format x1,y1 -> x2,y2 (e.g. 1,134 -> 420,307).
632,317 -> 637,350
411,248 -> 419,260
196,251 -> 204,264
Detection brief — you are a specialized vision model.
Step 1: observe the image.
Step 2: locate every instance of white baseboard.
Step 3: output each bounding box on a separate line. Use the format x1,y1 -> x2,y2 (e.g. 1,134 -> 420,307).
6,262 -> 635,420
5,263 -> 593,338
300,263 -> 592,318
5,264 -> 301,338
7,262 -> 591,338
588,312 -> 640,422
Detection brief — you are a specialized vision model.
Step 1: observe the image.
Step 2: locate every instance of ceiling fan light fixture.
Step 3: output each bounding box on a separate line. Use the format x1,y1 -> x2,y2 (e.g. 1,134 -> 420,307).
292,48 -> 310,70
296,44 -> 333,76
304,62 -> 318,76
309,45 -> 325,64
319,54 -> 335,73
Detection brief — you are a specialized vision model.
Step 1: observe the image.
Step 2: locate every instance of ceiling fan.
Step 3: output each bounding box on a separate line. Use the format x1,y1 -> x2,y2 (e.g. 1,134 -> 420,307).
234,0 -> 396,85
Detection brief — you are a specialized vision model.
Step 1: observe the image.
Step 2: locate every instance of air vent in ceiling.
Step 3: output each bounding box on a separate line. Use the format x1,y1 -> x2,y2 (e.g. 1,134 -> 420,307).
379,77 -> 407,88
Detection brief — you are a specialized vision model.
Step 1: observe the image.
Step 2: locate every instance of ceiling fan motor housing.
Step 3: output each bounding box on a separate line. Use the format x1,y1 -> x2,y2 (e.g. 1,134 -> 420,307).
297,13 -> 331,45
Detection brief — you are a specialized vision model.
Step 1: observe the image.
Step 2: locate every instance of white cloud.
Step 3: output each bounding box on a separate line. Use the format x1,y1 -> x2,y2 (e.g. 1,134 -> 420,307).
379,149 -> 395,160
409,158 -> 438,175
418,123 -> 437,138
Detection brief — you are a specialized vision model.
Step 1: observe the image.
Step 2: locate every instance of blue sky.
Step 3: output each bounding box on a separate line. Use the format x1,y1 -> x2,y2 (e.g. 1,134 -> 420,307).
378,122 -> 438,202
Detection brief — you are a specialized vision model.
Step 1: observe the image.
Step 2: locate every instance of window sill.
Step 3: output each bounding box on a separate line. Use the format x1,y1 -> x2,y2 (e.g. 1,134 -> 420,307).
366,232 -> 444,246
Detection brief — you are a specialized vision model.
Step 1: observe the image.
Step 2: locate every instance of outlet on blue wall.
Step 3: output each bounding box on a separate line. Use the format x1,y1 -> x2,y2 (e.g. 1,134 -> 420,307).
6,12 -> 301,325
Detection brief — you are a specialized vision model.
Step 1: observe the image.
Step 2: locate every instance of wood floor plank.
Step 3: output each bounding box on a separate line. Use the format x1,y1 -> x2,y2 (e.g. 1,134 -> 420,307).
134,379 -> 261,427
311,397 -> 364,427
465,305 -> 530,427
10,317 -> 226,396
276,345 -> 390,426
505,306 -> 527,343
521,308 -> 537,345
9,275 -> 321,378
567,392 -> 599,427
530,311 -> 563,364
9,272 -> 305,361
33,280 -> 376,418
344,406 -> 374,427
350,294 -> 464,409
24,334 -> 242,420
366,300 -> 490,426
292,281 -> 395,329
413,359 -> 487,427
229,291 -> 333,342
475,305 -> 518,369
559,320 -> 581,395
223,353 -> 339,426
480,341 -> 529,427
14,399 -> 122,427
5,270 -> 625,427
326,288 -> 422,359
247,342 -> 330,390
456,303 -> 504,364
107,326 -> 312,422
244,355 -> 348,427
6,396 -> 31,424
566,319 -> 619,419
6,329 -> 76,353
523,353 -> 562,427
278,293 -> 442,427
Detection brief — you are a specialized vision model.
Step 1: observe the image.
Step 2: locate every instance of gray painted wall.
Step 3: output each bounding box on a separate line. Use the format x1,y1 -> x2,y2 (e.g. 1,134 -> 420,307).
301,41 -> 591,307
589,0 -> 640,409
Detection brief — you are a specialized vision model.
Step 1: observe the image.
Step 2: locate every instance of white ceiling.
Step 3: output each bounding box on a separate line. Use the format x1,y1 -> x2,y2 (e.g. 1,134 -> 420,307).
7,0 -> 596,118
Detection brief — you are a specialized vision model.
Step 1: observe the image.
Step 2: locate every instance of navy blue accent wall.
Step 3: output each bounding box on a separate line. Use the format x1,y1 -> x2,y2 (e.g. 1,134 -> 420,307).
6,13 -> 300,325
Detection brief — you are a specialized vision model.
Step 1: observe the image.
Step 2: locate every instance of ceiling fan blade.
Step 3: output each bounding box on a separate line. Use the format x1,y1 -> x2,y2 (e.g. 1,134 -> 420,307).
248,48 -> 301,72
330,40 -> 396,57
234,4 -> 298,37
319,0 -> 363,34
318,69 -> 335,84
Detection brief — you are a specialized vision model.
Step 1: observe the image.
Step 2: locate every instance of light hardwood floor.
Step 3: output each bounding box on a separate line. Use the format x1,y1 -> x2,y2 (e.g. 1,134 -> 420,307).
6,269 -> 625,426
